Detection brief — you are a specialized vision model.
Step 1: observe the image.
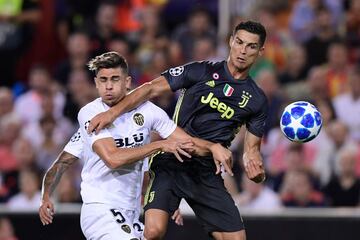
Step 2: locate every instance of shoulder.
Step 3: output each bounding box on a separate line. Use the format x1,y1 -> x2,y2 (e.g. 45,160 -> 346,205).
78,98 -> 103,118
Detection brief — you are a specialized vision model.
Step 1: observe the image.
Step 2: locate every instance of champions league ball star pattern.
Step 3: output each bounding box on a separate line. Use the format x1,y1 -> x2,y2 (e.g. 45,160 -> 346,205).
280,101 -> 322,143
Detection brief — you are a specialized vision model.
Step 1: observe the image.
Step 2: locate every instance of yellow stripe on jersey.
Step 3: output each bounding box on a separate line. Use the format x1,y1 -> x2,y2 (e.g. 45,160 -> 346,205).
144,169 -> 155,206
172,89 -> 186,124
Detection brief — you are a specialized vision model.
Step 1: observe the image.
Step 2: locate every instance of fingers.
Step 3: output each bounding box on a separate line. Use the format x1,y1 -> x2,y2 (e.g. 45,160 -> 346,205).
214,160 -> 221,175
222,160 -> 234,176
39,204 -> 54,225
245,159 -> 265,182
177,147 -> 192,158
171,210 -> 183,226
173,151 -> 184,162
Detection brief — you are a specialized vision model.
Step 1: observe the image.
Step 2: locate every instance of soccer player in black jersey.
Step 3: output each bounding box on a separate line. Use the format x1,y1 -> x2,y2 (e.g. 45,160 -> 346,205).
88,21 -> 268,240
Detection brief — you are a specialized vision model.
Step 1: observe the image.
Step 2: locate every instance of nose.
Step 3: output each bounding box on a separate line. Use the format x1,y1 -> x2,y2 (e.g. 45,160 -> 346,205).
105,81 -> 113,90
240,45 -> 247,55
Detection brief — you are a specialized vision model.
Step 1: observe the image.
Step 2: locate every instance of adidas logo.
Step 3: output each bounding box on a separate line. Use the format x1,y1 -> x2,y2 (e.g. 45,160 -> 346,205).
206,80 -> 215,87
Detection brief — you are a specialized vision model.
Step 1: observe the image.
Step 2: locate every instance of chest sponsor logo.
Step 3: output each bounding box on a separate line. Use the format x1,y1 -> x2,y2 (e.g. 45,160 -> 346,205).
239,91 -> 252,108
121,224 -> 132,234
201,92 -> 234,119
114,133 -> 144,148
223,84 -> 234,97
133,113 -> 144,126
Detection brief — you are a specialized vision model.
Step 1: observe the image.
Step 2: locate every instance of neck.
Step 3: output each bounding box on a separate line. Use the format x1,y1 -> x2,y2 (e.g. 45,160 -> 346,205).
226,59 -> 249,80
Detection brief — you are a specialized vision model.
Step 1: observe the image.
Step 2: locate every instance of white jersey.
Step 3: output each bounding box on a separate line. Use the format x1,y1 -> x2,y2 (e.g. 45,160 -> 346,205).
63,129 -> 83,159
78,98 -> 176,210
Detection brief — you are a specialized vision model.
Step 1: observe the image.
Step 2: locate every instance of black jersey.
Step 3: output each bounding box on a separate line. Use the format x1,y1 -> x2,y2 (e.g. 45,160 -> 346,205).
162,61 -> 268,147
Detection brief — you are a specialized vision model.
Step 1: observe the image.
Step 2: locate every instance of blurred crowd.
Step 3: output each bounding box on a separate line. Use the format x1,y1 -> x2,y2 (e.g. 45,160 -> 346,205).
0,0 -> 360,221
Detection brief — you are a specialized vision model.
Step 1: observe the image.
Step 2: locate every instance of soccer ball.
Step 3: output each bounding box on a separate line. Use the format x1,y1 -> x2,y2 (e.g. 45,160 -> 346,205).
280,101 -> 322,143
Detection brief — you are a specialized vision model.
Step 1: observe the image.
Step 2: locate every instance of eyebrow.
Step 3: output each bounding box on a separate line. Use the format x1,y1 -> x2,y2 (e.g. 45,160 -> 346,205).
99,75 -> 121,79
236,37 -> 259,47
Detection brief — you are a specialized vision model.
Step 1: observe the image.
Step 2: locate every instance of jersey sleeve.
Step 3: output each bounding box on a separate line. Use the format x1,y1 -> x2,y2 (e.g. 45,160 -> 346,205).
161,61 -> 207,91
78,104 -> 113,148
246,98 -> 268,138
63,129 -> 83,159
146,102 -> 177,139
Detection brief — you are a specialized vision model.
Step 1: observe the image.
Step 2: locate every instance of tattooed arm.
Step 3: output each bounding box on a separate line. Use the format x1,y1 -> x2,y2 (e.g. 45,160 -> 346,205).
39,151 -> 78,225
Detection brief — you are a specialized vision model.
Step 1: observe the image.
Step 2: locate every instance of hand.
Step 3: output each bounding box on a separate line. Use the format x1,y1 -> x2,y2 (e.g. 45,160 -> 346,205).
39,198 -> 55,225
243,152 -> 265,183
210,143 -> 234,176
161,139 -> 194,162
171,209 -> 183,226
87,110 -> 116,135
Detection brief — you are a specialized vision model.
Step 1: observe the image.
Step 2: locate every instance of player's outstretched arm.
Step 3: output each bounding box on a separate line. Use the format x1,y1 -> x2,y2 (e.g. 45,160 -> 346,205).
167,128 -> 234,176
88,76 -> 172,134
242,130 -> 266,183
39,151 -> 78,225
93,137 -> 193,169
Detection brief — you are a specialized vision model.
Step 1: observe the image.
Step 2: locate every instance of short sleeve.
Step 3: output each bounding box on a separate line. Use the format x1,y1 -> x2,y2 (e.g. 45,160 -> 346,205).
161,61 -> 207,91
146,103 -> 177,139
78,104 -> 112,148
63,129 -> 83,159
246,98 -> 268,138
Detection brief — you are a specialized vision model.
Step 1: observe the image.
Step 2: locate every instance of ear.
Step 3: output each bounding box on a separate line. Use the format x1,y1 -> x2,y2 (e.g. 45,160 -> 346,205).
229,35 -> 234,48
125,76 -> 132,90
258,46 -> 265,57
94,77 -> 99,88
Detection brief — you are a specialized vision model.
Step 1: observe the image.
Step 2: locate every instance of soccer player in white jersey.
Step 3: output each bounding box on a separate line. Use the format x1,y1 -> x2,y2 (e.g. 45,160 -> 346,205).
39,52 -> 232,240
39,129 -> 183,239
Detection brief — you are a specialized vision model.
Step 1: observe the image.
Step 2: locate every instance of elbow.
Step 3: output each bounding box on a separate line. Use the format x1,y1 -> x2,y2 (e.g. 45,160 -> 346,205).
102,154 -> 124,170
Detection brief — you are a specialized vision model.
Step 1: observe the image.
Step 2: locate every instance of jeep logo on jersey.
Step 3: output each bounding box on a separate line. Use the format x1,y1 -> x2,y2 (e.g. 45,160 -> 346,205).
223,84 -> 234,97
201,92 -> 234,119
133,113 -> 144,126
239,91 -> 252,108
169,66 -> 184,76
114,133 -> 144,147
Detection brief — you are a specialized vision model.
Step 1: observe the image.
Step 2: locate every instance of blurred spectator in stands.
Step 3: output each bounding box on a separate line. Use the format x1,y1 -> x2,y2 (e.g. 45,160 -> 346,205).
280,169 -> 326,207
267,142 -> 318,192
0,115 -> 21,173
63,69 -> 97,124
0,0 -> 40,87
56,171 -> 81,203
14,65 -> 65,126
7,168 -> 41,210
332,65 -> 360,142
304,6 -> 340,69
192,36 -> 221,62
138,49 -> 169,84
0,217 -> 18,240
311,98 -> 338,186
323,41 -> 351,98
345,0 -> 360,63
256,8 -> 291,72
89,1 -> 121,57
0,88 -> 17,120
114,0 -> 145,36
323,145 -> 360,206
289,0 -> 341,43
256,69 -> 285,137
302,66 -> 329,102
233,174 -> 282,211
54,31 -> 91,87
278,44 -> 308,86
171,6 -> 216,61
22,93 -> 74,169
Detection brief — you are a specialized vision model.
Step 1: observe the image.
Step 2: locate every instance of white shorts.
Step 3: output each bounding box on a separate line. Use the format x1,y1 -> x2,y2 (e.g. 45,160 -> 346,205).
80,203 -> 144,240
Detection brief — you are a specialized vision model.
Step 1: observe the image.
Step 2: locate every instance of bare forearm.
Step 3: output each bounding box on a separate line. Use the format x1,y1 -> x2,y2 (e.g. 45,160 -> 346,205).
41,152 -> 77,200
102,141 -> 163,169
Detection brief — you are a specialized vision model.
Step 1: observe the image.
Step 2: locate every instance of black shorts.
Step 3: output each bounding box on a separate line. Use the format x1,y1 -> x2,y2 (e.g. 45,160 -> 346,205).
143,154 -> 244,234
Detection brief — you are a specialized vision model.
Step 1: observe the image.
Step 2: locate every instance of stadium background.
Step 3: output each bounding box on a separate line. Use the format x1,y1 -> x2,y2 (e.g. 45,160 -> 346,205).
0,0 -> 360,239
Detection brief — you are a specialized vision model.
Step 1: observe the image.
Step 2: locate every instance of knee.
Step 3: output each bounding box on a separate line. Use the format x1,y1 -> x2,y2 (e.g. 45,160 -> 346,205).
144,226 -> 165,240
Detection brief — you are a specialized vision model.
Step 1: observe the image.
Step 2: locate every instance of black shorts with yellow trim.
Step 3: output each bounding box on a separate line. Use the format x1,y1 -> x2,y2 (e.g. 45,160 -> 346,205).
143,153 -> 244,234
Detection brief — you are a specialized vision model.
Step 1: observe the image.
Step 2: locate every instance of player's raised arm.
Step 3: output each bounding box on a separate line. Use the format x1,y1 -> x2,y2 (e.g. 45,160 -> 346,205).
92,137 -> 193,169
39,151 -> 78,225
88,76 -> 171,134
242,130 -> 265,183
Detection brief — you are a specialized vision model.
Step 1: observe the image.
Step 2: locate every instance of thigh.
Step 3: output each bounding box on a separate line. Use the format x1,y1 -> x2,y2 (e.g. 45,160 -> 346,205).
184,172 -> 245,234
80,203 -> 143,240
144,169 -> 181,214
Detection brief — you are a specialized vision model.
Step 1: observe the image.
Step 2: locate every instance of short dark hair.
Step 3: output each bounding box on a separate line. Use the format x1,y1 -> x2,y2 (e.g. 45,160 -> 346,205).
88,51 -> 128,75
233,21 -> 267,47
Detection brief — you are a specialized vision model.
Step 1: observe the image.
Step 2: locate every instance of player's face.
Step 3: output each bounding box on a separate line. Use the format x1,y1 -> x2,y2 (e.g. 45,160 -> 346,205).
95,67 -> 131,106
228,30 -> 264,72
